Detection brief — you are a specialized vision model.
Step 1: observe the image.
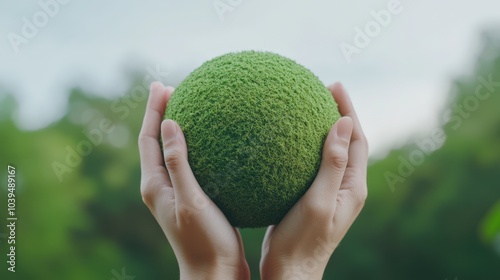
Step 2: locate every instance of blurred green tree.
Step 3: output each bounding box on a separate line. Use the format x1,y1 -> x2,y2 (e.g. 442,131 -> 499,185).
0,30 -> 499,280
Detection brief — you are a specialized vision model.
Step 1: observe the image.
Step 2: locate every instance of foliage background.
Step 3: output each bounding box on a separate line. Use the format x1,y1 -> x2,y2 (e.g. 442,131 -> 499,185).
1,30 -> 500,280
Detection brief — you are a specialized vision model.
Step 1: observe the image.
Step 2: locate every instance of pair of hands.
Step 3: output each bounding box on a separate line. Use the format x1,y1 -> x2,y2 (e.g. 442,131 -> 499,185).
138,82 -> 368,280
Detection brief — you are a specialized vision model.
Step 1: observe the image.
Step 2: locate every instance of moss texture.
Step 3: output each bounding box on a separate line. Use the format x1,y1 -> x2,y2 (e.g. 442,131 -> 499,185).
164,51 -> 340,227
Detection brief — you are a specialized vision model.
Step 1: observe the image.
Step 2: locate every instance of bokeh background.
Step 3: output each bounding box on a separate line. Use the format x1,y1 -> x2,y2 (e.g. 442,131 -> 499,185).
1,0 -> 500,279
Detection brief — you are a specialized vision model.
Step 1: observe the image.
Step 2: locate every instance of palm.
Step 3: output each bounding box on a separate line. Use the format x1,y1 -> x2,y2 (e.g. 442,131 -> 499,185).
260,83 -> 368,279
139,83 -> 249,279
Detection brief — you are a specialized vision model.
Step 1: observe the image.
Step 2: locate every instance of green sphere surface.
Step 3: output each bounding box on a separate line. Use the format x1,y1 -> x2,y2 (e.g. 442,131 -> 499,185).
165,51 -> 340,227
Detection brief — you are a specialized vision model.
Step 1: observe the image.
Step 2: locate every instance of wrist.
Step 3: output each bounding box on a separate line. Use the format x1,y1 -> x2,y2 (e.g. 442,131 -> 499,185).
180,265 -> 236,280
261,258 -> 327,280
179,260 -> 249,280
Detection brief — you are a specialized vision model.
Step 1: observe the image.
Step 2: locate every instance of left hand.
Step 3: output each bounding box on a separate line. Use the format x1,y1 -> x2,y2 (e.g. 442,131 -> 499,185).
138,82 -> 250,280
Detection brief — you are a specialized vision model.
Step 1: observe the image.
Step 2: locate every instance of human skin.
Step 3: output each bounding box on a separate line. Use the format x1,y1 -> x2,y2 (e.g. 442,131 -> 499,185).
259,82 -> 369,280
138,82 -> 368,280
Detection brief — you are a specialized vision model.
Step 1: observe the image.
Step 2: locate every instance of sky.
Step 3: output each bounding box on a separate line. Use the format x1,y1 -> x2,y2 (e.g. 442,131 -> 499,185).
1,0 -> 500,157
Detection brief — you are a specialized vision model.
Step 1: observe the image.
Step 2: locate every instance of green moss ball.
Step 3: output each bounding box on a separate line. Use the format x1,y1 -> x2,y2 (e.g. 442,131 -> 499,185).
164,51 -> 340,227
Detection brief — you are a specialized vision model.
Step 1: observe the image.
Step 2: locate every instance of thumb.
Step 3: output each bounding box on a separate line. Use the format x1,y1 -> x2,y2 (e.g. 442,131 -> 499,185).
161,120 -> 209,220
302,117 -> 353,214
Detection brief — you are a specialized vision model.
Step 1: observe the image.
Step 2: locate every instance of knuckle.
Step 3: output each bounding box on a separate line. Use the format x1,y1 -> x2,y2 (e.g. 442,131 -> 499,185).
357,185 -> 368,206
361,136 -> 369,156
325,145 -> 349,171
140,172 -> 163,206
301,200 -> 332,220
138,134 -> 148,148
141,186 -> 155,206
163,149 -> 183,170
353,184 -> 368,209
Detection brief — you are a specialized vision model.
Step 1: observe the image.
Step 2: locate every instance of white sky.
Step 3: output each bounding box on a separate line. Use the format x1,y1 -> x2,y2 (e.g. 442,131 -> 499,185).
1,0 -> 499,157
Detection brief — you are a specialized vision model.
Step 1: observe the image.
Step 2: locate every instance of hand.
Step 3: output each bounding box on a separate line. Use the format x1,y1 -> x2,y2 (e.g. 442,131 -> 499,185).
138,82 -> 250,280
260,83 -> 369,280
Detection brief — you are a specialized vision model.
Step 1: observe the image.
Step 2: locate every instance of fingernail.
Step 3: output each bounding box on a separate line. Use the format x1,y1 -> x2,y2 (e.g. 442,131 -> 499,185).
163,119 -> 178,143
336,117 -> 353,141
330,82 -> 343,91
150,81 -> 163,92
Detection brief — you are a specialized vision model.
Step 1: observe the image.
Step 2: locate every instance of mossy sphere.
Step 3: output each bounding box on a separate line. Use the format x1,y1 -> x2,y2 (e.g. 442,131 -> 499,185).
164,51 -> 340,227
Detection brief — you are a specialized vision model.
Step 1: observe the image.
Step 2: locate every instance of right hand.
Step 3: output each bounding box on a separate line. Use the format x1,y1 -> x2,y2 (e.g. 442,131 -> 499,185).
260,83 -> 369,280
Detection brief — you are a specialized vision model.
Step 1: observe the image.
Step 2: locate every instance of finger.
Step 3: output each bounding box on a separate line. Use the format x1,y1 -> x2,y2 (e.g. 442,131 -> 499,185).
139,83 -> 175,210
261,225 -> 275,257
138,82 -> 174,180
331,189 -> 365,244
329,83 -> 368,184
301,117 -> 353,218
327,84 -> 368,234
328,83 -> 365,142
234,228 -> 245,253
233,228 -> 248,267
161,119 -> 209,221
